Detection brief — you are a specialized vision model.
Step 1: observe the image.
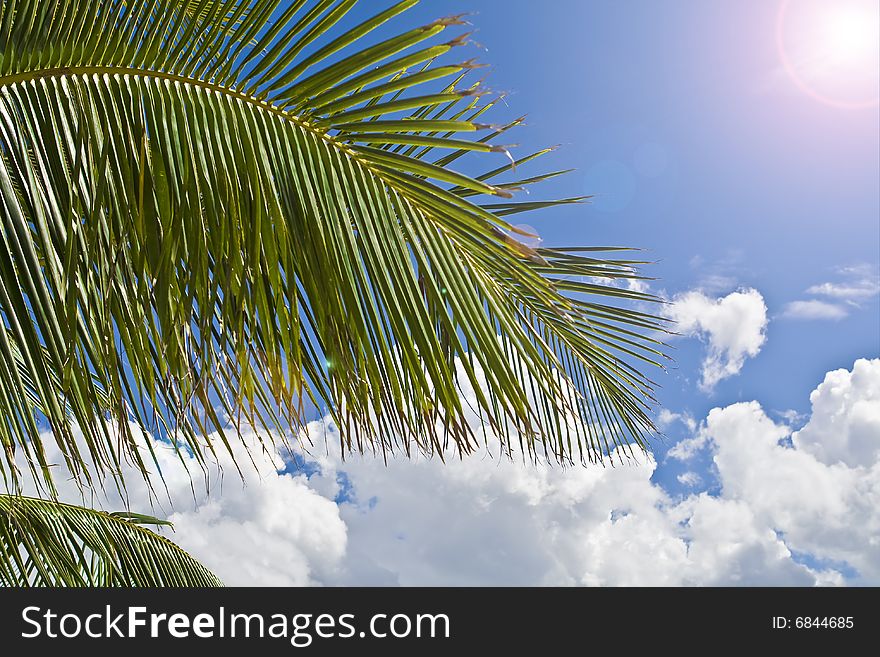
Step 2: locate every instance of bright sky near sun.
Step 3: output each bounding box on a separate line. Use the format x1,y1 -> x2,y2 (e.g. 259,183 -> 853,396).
378,0 -> 880,494
44,1 -> 880,587
778,0 -> 880,108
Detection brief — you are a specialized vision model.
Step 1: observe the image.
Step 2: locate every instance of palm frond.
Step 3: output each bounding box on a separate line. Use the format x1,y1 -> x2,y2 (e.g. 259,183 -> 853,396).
0,0 -> 670,492
0,494 -> 222,586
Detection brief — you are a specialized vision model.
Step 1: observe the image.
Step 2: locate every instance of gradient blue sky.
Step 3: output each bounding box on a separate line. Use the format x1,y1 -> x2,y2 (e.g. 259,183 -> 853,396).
217,0 -> 880,586
37,1 -> 879,587
327,1 -> 880,491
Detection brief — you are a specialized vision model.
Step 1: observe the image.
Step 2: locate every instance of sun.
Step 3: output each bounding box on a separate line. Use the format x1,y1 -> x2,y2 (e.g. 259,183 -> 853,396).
777,0 -> 880,109
824,8 -> 875,61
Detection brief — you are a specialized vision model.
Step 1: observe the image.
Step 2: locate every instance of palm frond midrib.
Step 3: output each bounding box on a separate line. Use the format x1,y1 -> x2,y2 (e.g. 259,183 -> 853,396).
0,0 -> 668,495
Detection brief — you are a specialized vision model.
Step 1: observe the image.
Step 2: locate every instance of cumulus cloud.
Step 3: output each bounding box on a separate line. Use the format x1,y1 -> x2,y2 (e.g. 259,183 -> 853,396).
22,359 -> 877,587
23,430 -> 348,586
667,288 -> 768,391
699,402 -> 879,583
781,300 -> 848,321
792,359 -> 880,468
673,359 -> 880,583
309,358 -> 876,586
303,431 -> 822,586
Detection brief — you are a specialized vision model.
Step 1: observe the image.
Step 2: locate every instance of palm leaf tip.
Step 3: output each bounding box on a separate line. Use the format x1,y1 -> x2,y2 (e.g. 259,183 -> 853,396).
0,0 -> 669,491
0,495 -> 222,587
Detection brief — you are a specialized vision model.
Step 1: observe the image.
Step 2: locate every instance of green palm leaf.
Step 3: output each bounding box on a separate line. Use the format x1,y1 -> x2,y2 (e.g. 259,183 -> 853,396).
0,494 -> 222,586
0,0 -> 669,496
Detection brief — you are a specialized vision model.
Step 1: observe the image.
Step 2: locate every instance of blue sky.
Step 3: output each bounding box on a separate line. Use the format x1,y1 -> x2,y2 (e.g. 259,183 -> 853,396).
37,0 -> 879,586
306,0 -> 878,584
331,1 -> 879,493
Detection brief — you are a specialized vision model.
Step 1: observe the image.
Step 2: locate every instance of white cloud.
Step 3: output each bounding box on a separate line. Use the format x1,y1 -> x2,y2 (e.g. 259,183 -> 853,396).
792,359 -> 880,468
672,359 -> 880,583
306,358 -> 876,586
777,409 -> 806,425
23,430 -> 348,587
781,300 -> 848,321
785,265 -> 880,320
657,409 -> 696,432
700,400 -> 880,584
668,289 -> 768,391
21,359 -> 878,587
624,278 -> 651,294
668,432 -> 709,460
289,362 -> 875,587
304,431 -> 821,586
586,275 -> 652,299
807,269 -> 880,301
677,471 -> 702,487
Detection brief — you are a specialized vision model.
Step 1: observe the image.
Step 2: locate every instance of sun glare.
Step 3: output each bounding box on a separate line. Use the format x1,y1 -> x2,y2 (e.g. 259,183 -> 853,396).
777,0 -> 880,109
826,9 -> 874,59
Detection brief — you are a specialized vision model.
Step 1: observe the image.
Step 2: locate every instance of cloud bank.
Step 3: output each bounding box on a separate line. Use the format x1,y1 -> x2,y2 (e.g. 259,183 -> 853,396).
23,434 -> 348,587
25,359 -> 878,587
312,358 -> 877,586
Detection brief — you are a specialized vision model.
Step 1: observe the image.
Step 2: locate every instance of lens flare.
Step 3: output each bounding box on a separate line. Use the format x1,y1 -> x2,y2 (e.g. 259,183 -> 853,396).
777,0 -> 880,109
